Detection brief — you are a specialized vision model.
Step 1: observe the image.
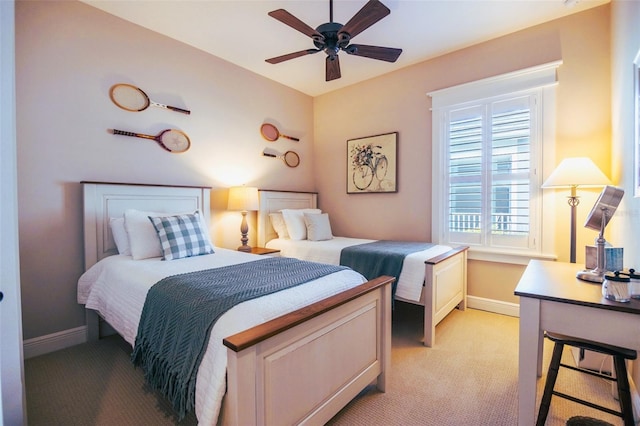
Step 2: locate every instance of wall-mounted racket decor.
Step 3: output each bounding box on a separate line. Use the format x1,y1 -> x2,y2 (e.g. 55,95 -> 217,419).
263,149 -> 300,167
260,123 -> 299,142
109,128 -> 191,153
109,83 -> 191,115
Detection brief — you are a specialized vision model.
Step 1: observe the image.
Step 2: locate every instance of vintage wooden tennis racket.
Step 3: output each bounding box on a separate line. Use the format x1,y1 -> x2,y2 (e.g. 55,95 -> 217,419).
109,128 -> 191,153
109,84 -> 191,115
260,123 -> 299,142
263,150 -> 300,167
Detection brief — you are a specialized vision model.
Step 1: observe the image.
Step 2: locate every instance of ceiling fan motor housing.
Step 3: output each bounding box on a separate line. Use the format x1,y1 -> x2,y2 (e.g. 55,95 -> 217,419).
314,22 -> 345,57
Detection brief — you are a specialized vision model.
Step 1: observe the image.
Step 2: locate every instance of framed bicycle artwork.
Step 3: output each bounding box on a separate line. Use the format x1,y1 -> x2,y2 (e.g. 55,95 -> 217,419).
347,132 -> 398,194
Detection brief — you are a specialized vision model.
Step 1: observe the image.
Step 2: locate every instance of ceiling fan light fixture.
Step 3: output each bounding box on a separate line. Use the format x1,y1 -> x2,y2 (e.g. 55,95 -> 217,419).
265,0 -> 402,81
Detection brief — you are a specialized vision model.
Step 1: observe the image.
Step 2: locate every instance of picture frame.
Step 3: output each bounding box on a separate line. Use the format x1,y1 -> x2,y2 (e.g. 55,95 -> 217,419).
347,132 -> 397,194
634,50 -> 640,197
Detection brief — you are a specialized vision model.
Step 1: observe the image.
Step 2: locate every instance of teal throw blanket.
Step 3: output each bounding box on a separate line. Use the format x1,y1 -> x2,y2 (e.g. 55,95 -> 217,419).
340,240 -> 434,298
131,256 -> 347,420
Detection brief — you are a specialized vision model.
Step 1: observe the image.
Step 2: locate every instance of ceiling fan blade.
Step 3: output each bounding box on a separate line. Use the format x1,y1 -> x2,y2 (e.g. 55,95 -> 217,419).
338,0 -> 390,40
266,49 -> 321,64
326,55 -> 341,81
268,9 -> 323,40
345,44 -> 402,62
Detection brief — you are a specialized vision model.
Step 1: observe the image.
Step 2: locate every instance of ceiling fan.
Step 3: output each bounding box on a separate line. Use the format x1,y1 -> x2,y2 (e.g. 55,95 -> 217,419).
265,0 -> 402,82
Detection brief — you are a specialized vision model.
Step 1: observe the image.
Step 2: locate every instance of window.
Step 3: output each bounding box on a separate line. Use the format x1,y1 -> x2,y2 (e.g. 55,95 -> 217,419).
429,62 -> 560,263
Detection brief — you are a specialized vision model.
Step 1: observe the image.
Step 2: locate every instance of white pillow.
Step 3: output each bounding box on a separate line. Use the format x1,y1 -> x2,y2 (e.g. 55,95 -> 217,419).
109,217 -> 131,256
281,208 -> 321,240
124,209 -> 212,260
304,213 -> 333,241
269,212 -> 289,239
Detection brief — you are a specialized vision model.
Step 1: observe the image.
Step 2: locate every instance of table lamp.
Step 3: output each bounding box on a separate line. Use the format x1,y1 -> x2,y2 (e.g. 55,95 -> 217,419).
541,157 -> 610,263
227,186 -> 259,252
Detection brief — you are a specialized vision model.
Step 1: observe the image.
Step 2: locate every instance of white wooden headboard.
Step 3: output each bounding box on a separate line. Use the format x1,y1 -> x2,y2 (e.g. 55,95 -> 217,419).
257,190 -> 317,247
82,182 -> 211,270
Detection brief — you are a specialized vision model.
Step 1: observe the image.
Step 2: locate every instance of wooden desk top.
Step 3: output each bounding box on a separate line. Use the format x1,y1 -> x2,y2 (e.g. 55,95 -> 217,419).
515,260 -> 640,315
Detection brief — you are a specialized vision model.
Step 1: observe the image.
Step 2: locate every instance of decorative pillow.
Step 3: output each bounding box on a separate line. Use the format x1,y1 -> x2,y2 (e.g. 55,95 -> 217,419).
269,212 -> 289,239
149,212 -> 214,261
109,217 -> 131,256
124,209 -> 164,260
304,213 -> 333,241
124,209 -> 212,260
281,208 -> 322,240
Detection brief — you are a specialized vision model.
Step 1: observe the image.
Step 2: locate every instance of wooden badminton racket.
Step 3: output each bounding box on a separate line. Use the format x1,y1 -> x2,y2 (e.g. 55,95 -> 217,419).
109,83 -> 190,115
109,128 -> 191,153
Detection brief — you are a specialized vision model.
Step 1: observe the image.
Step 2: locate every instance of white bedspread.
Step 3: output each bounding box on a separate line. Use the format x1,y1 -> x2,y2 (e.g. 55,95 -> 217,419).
265,237 -> 452,302
77,247 -> 366,425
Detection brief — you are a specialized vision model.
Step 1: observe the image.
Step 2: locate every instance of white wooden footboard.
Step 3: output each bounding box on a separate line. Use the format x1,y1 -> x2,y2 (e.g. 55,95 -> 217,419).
396,246 -> 468,347
222,276 -> 393,426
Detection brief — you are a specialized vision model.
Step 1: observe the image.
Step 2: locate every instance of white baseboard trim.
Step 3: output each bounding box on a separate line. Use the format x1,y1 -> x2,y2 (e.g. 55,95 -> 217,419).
23,326 -> 87,359
22,297 -> 519,359
467,295 -> 520,318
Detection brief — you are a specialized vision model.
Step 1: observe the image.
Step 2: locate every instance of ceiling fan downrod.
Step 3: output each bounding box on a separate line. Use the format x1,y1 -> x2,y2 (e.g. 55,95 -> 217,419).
330,0 -> 334,23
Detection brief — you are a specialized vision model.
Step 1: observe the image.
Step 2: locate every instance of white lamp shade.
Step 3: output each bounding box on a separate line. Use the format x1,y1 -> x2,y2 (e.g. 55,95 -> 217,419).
228,186 -> 259,211
542,157 -> 611,188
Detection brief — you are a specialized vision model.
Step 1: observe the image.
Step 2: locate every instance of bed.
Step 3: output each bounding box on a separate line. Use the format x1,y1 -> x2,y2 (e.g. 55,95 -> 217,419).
257,190 -> 468,348
77,181 -> 393,426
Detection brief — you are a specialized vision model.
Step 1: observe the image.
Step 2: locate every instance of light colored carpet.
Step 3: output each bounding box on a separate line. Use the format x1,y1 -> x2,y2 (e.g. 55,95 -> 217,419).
24,304 -> 625,425
328,303 -> 624,426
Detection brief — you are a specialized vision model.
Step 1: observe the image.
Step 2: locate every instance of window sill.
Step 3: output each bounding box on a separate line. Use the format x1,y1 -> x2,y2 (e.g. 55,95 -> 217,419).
466,247 -> 557,265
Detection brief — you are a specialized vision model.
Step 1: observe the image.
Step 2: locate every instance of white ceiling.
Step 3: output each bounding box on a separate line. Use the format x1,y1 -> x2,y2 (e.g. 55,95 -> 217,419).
82,0 -> 610,97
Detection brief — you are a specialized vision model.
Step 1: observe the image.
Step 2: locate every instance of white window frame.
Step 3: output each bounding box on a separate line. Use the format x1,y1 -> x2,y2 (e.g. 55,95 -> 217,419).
429,61 -> 561,265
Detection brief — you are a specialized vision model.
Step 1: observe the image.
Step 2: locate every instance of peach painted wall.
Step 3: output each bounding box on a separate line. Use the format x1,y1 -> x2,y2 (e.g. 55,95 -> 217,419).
15,0 -> 314,339
16,1 -> 616,341
314,5 -> 611,304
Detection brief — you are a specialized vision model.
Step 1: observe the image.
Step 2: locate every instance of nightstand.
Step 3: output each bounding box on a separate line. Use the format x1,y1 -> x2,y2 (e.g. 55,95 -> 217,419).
246,247 -> 281,256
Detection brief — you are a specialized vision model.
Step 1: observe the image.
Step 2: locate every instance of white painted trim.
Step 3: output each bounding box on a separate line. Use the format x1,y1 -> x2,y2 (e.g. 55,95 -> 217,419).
430,63 -> 559,261
23,326 -> 87,359
428,60 -> 562,108
467,247 -> 556,265
1,1 -> 26,423
467,295 -> 520,318
22,296 -> 520,360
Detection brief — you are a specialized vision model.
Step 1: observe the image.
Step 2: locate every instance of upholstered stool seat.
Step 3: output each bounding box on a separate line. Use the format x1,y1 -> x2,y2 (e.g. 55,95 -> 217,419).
566,416 -> 615,426
536,332 -> 637,426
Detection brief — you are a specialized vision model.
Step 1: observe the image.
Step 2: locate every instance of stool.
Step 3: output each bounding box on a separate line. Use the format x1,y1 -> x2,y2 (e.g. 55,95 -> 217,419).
536,332 -> 637,426
566,416 -> 615,426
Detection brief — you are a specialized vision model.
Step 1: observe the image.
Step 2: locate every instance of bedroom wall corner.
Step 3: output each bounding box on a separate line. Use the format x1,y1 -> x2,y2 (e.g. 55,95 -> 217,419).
312,5 -> 612,305
15,0 -> 314,343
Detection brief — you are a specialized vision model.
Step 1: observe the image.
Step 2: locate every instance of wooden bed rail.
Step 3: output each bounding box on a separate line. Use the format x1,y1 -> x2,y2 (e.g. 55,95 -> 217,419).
223,275 -> 393,425
223,275 -> 395,352
425,245 -> 469,265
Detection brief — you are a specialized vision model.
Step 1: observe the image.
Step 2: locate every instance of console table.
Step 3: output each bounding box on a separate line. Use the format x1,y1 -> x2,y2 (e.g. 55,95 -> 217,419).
514,260 -> 640,425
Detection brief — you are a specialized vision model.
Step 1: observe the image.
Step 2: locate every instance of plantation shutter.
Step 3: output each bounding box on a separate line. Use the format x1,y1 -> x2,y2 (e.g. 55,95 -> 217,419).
447,106 -> 483,245
445,95 -> 535,249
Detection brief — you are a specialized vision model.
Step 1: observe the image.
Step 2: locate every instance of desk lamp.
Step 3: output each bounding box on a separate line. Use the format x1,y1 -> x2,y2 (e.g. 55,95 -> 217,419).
227,186 -> 259,252
576,185 -> 624,283
542,157 -> 610,263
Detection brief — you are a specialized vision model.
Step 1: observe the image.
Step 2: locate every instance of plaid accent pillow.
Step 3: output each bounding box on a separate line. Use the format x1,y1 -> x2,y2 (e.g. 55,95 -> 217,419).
149,212 -> 214,260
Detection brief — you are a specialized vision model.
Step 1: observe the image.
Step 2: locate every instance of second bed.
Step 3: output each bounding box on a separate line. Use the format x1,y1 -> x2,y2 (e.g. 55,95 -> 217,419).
257,190 -> 468,347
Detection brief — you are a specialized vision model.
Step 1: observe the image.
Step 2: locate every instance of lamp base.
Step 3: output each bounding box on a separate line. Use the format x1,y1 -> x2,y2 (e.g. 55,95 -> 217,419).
576,269 -> 604,283
237,245 -> 252,253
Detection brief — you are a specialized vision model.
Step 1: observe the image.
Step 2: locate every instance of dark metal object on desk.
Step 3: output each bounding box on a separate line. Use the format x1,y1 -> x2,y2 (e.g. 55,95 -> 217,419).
576,185 -> 624,283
